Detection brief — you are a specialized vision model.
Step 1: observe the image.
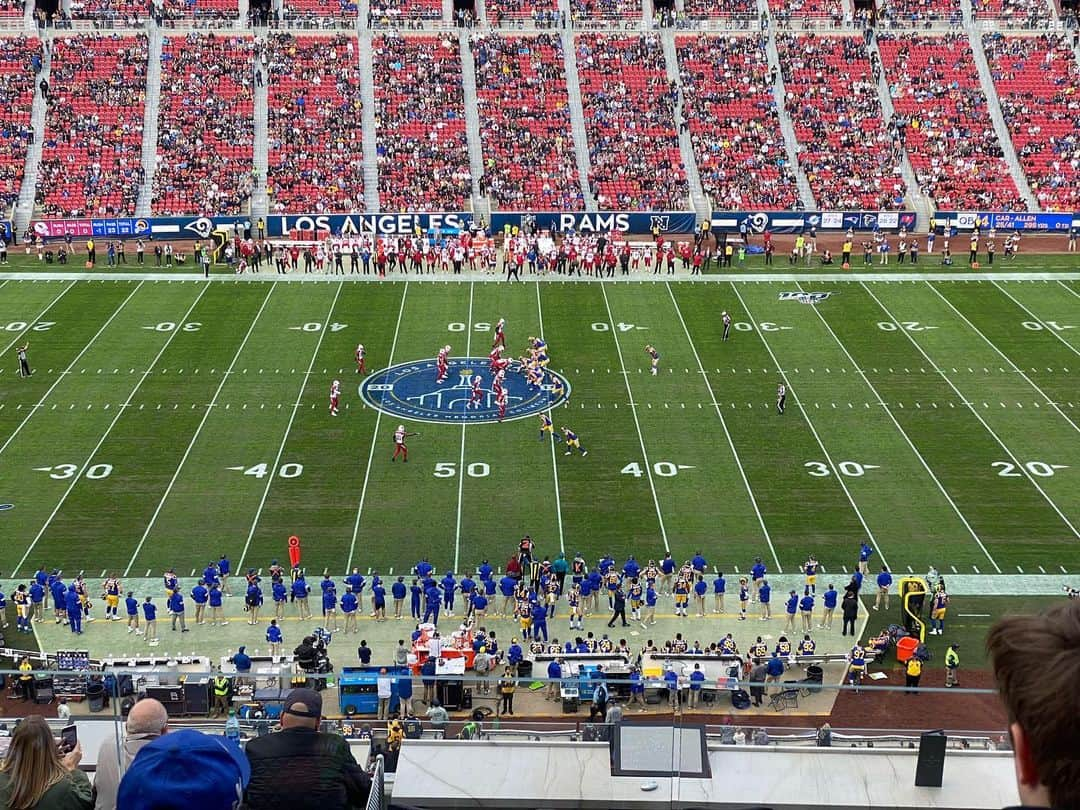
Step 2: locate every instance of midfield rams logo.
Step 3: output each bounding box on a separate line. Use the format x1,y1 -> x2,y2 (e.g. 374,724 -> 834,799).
359,358 -> 572,425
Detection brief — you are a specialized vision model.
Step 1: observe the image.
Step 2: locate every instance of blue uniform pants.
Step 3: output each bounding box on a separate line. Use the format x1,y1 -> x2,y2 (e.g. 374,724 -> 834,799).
533,620 -> 548,641
423,603 -> 440,625
411,598 -> 421,618
67,610 -> 82,633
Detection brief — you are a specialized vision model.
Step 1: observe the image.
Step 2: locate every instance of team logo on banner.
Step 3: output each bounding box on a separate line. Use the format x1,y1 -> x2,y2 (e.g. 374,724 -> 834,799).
360,358 -> 571,424
778,292 -> 833,304
184,217 -> 216,240
650,215 -> 671,232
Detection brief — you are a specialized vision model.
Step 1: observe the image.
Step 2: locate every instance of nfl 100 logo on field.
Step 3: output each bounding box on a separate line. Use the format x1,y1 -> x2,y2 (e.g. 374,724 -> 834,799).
360,359 -> 571,424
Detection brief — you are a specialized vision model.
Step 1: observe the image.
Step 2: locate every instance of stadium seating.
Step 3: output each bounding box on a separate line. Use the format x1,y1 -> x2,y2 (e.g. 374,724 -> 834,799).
283,0 -> 358,27
485,0 -> 559,27
682,0 -> 756,20
677,34 -> 801,210
877,0 -> 961,26
776,33 -> 907,210
37,35 -> 147,218
970,0 -> 1051,24
0,0 -> 23,16
0,37 -> 37,215
154,33 -> 255,216
576,33 -> 688,209
266,33 -> 365,213
472,32 -> 583,210
981,32 -> 1079,213
69,0 -> 144,24
877,33 -> 1024,210
369,0 -> 442,24
768,0 -> 845,25
159,0 -> 240,21
373,34 -> 471,211
569,0 -> 641,23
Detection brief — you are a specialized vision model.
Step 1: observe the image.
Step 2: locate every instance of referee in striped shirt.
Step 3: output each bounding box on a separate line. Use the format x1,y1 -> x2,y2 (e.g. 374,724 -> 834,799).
16,342 -> 31,377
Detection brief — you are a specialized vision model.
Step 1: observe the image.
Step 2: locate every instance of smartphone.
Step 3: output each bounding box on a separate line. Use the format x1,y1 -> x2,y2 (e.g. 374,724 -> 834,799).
60,725 -> 77,753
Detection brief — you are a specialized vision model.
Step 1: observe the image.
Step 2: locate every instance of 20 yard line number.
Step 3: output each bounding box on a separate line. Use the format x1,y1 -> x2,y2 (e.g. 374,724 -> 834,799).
993,461 -> 1068,478
5,321 -> 55,332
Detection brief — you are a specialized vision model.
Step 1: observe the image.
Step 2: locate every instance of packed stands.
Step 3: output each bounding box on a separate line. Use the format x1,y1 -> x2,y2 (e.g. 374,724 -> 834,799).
677,34 -> 800,210
486,0 -> 560,27
982,32 -> 1079,212
0,0 -> 23,16
36,35 -> 147,218
368,0 -> 442,24
776,33 -> 907,210
877,0 -> 961,26
154,33 -> 255,216
970,0 -> 1051,24
576,33 -> 688,209
682,0 -> 756,19
266,34 -> 364,214
158,0 -> 240,22
373,34 -> 471,211
768,0 -> 845,25
69,0 -> 144,25
472,32 -> 583,210
569,0 -> 642,23
283,0 -> 358,27
877,33 -> 1024,210
0,37 -> 37,215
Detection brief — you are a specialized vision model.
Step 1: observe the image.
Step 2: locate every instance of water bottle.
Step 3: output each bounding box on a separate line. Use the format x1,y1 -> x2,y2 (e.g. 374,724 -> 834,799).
225,710 -> 240,741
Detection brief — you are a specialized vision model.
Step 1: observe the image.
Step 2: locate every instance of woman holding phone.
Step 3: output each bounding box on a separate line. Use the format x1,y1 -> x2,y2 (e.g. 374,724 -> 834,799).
0,715 -> 90,809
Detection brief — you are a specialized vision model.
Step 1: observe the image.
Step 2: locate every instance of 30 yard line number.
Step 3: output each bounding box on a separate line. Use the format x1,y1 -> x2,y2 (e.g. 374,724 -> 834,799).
805,461 -> 879,477
34,463 -> 113,480
434,462 -> 489,478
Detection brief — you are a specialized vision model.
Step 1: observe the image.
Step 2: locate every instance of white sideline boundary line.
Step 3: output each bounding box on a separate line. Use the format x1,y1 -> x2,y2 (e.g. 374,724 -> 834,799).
600,283 -> 670,552
237,282 -> 344,572
861,282 -> 1080,540
1056,279 -> 1080,300
665,282 -> 779,572
1,271 -> 1079,283
346,282 -> 410,573
0,283 -> 143,459
124,284 -> 278,576
795,281 -> 1002,573
930,281 -> 1080,436
535,283 -> 566,556
452,282 -> 475,574
0,279 -> 75,359
13,281 -> 211,577
730,283 -> 890,570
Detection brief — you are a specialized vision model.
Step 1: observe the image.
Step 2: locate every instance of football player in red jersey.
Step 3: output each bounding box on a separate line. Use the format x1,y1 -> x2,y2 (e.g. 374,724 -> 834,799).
329,379 -> 341,416
488,344 -> 504,370
493,318 -> 506,349
392,424 -> 417,462
436,345 -> 451,383
355,343 -> 367,374
469,375 -> 483,409
496,387 -> 508,422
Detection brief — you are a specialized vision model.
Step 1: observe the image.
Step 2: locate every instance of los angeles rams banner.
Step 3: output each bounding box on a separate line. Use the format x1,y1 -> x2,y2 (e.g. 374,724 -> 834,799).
489,211 -> 698,235
935,211 -> 1079,232
268,213 -> 472,237
712,210 -> 918,234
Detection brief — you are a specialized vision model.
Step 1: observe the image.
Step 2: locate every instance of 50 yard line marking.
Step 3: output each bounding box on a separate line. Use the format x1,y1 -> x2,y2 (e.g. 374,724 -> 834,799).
862,282 -> 1080,540
600,283 -> 669,552
124,284 -> 277,576
13,281 -> 211,577
237,282 -> 344,572
0,280 -> 75,360
536,283 -> 565,555
731,283 -> 889,570
346,282 -> 409,573
666,282 -> 778,570
0,282 -> 143,459
798,281 -> 1001,573
452,282 -> 475,573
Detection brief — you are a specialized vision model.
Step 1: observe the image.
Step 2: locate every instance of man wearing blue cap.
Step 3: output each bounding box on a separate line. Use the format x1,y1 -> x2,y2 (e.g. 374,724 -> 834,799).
117,728 -> 249,810
244,688 -> 371,809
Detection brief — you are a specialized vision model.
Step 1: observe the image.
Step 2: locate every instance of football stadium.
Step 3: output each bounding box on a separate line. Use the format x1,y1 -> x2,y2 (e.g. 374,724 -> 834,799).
0,0 -> 1078,806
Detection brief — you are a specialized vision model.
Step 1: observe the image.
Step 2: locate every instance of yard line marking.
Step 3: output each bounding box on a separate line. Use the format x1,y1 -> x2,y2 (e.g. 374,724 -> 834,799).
125,284 -> 277,575
994,282 -> 1080,364
731,283 -> 889,570
1056,280 -> 1080,302
536,283 -> 566,556
0,283 -> 144,459
862,282 -> 1080,540
0,280 -> 76,360
237,282 -> 345,572
930,282 -> 1080,435
798,281 -> 1001,572
13,281 -> 211,577
600,283 -> 669,552
452,282 -> 475,574
666,283 -> 777,570
346,282 -> 409,573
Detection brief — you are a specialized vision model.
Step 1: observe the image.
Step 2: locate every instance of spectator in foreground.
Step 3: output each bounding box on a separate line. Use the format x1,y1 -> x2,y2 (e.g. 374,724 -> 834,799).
0,715 -> 90,809
94,698 -> 169,810
987,600 -> 1080,810
244,688 -> 371,809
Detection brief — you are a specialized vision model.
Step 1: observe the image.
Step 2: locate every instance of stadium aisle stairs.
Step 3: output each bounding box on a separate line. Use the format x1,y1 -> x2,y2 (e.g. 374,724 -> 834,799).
559,25 -> 597,211
135,24 -> 164,218
357,27 -> 381,211
457,30 -> 488,215
962,0 -> 1038,210
661,31 -> 709,220
252,29 -> 269,218
13,40 -> 49,237
761,0 -> 817,211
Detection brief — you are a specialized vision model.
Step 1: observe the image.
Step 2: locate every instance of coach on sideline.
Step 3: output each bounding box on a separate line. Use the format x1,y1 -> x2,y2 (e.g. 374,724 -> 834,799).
987,599 -> 1079,809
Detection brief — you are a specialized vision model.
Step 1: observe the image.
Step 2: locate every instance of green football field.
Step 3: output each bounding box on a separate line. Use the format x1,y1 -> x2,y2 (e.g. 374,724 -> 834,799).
0,265 -> 1078,582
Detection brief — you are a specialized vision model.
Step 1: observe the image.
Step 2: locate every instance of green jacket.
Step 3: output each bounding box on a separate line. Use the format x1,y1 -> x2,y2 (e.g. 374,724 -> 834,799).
945,648 -> 960,668
0,768 -> 93,810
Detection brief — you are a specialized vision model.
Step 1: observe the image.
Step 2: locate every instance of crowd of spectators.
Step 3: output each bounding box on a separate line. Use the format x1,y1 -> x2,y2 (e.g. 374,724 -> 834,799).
68,0 -> 144,25
0,0 -> 24,16
266,33 -> 365,213
472,32 -> 583,210
878,32 -> 1025,210
373,34 -> 471,211
682,0 -> 755,19
971,0 -> 1051,25
156,0 -> 241,23
777,34 -> 907,209
877,0 -> 961,27
768,0 -> 844,26
154,32 -> 255,215
576,33 -> 688,209
368,0 -> 442,25
982,32 -> 1079,212
36,35 -> 147,218
0,37 -> 38,216
486,0 -> 560,28
677,34 -> 800,210
283,0 -> 358,28
570,0 -> 642,23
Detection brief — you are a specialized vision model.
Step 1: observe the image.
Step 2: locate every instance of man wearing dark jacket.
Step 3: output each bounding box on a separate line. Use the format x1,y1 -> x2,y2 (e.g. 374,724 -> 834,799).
244,688 -> 371,809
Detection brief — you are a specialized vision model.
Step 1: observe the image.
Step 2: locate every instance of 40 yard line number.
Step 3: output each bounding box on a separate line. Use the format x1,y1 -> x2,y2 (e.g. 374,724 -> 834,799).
622,461 -> 694,477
